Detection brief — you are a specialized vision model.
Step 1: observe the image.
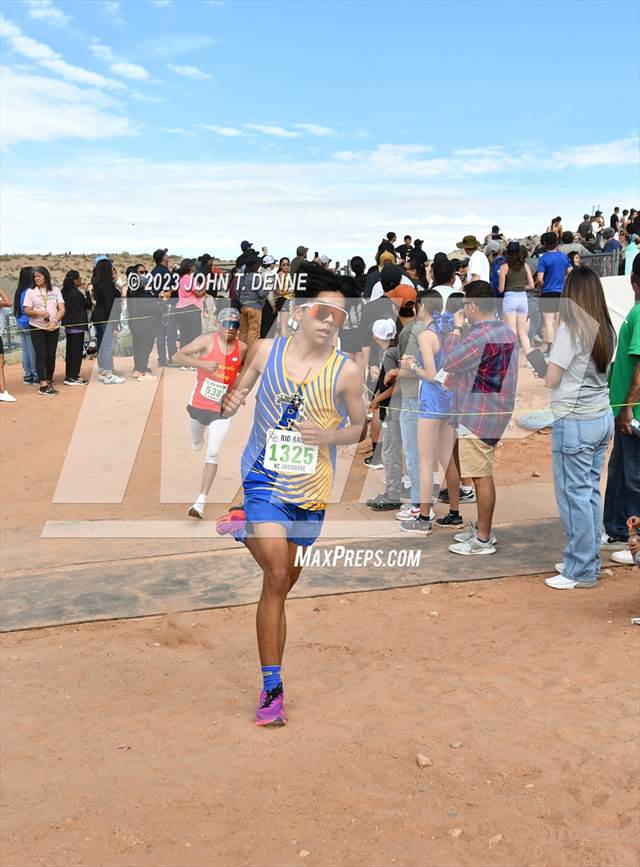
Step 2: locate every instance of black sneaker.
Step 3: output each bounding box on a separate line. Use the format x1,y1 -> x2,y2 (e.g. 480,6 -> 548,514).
64,378 -> 81,386
363,455 -> 384,469
371,496 -> 403,512
438,486 -> 477,504
75,377 -> 88,384
39,385 -> 57,395
434,512 -> 464,528
400,517 -> 433,535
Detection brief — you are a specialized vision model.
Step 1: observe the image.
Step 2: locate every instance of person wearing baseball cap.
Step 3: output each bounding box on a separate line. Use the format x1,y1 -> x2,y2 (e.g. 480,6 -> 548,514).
290,245 -> 309,279
387,283 -> 417,307
366,316 -> 404,508
456,235 -> 490,283
235,240 -> 257,271
259,255 -> 280,337
369,261 -> 415,302
172,306 -> 246,521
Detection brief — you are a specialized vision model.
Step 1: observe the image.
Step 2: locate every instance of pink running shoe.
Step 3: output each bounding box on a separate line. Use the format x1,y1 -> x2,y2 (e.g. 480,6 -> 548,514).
215,506 -> 245,538
255,684 -> 287,726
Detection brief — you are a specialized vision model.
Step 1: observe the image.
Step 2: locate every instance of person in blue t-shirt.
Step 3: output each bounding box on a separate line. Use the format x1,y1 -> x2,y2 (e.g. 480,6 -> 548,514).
602,228 -> 623,253
536,231 -> 570,351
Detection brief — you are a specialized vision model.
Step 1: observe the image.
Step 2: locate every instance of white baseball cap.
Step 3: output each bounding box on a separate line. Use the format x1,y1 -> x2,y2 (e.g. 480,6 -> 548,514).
262,255 -> 276,265
318,254 -> 332,265
372,318 -> 396,341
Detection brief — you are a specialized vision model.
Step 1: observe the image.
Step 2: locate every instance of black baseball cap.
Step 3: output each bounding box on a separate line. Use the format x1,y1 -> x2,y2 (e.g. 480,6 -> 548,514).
153,248 -> 168,264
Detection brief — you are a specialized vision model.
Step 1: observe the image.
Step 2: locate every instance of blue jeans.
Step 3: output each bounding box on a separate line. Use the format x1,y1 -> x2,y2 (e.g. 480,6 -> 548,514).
552,412 -> 614,583
156,304 -> 179,364
527,294 -> 541,343
400,397 -> 419,506
18,327 -> 37,381
95,322 -> 115,373
603,428 -> 640,539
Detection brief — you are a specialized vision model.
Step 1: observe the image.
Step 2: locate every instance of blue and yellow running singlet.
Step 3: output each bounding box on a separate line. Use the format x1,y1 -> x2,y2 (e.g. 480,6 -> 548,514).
241,337 -> 348,511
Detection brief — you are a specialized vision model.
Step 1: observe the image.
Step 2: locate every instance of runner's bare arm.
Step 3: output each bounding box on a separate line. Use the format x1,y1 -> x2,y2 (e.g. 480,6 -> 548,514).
171,334 -> 215,370
221,339 -> 273,416
298,358 -> 367,446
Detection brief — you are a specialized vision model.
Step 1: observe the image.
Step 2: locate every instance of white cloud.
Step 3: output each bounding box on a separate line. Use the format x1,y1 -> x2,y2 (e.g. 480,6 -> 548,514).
130,89 -> 164,103
1,138 -> 635,256
26,0 -> 70,26
0,67 -> 133,147
150,0 -> 172,5
246,123 -> 300,138
167,63 -> 212,81
110,61 -> 150,81
144,34 -> 213,57
160,127 -> 195,138
89,41 -> 116,63
1,18 -> 125,90
294,123 -> 334,137
102,1 -> 124,25
201,124 -> 244,137
90,40 -> 151,82
551,137 -> 639,169
331,139 -> 640,178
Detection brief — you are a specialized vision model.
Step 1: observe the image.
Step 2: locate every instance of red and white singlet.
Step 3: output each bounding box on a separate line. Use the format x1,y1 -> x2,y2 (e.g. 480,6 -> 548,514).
189,334 -> 242,413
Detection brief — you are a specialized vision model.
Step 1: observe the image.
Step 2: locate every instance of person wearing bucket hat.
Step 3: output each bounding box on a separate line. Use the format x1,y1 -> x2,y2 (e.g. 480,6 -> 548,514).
172,307 -> 246,521
457,235 -> 490,283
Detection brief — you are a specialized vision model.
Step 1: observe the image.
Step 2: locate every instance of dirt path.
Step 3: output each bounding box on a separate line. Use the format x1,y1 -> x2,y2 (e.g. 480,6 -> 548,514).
2,573 -> 638,867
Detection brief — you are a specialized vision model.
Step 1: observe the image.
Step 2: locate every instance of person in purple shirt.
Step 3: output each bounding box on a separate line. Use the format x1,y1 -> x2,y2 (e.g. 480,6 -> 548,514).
536,231 -> 570,352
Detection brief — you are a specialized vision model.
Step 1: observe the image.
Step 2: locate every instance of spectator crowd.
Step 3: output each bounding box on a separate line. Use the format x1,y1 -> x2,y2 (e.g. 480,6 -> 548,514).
1,206 -> 639,599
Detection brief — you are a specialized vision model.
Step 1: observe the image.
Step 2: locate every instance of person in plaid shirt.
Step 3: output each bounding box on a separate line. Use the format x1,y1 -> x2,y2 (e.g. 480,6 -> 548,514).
440,280 -> 519,555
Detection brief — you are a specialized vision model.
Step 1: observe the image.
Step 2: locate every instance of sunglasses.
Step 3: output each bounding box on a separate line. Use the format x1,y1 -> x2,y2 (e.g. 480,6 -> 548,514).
299,302 -> 346,328
220,320 -> 240,330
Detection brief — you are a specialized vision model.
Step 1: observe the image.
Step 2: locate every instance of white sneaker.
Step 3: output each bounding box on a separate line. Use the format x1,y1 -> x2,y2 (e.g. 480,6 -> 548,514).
545,574 -> 598,590
135,372 -> 157,382
449,536 -> 496,556
395,505 -> 420,521
453,522 -> 497,546
188,502 -> 204,519
0,390 -> 16,402
600,533 -> 627,550
101,374 -> 125,384
611,549 -> 634,566
555,562 -> 565,573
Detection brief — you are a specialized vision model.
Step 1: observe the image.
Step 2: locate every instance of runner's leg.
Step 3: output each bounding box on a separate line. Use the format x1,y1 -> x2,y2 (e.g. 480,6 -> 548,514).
245,523 -> 292,665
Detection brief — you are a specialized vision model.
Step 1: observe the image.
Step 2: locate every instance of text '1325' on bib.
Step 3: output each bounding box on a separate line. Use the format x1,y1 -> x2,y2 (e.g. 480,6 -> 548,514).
264,429 -> 318,474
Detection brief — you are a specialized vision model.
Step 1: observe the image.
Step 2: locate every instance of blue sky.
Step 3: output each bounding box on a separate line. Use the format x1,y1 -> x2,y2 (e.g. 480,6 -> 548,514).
1,0 -> 639,259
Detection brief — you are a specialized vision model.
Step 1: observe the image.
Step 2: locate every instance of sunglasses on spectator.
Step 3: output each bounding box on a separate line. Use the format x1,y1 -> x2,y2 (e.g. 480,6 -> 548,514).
220,320 -> 240,330
299,302 -> 346,327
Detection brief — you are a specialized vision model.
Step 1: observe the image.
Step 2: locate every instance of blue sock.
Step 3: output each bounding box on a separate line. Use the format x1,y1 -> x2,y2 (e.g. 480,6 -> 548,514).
262,665 -> 282,692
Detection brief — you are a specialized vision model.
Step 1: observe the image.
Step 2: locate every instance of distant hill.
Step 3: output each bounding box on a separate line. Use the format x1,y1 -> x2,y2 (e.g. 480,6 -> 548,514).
0,253 -> 234,291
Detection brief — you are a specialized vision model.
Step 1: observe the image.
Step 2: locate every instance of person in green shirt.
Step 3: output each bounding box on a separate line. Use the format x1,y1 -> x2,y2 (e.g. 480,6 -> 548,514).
603,251 -> 640,543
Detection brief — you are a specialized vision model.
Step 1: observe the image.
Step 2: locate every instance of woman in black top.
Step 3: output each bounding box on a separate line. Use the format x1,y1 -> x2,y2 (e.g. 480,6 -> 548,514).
91,259 -> 123,384
61,270 -> 93,384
